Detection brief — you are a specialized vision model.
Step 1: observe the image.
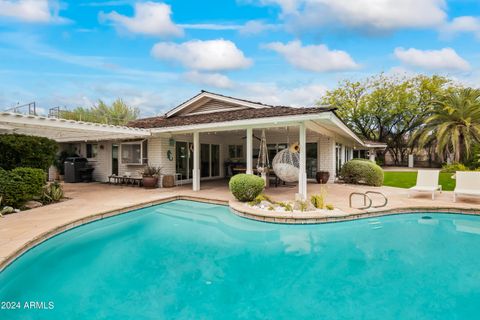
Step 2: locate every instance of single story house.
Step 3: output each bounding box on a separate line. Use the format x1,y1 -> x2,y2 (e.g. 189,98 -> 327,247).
0,91 -> 386,199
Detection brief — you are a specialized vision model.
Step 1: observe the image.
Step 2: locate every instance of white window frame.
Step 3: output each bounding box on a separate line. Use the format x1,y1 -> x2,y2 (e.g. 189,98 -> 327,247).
121,140 -> 148,165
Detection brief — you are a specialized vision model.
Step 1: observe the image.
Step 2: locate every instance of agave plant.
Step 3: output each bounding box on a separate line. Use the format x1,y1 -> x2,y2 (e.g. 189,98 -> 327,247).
0,196 -> 14,217
41,182 -> 64,204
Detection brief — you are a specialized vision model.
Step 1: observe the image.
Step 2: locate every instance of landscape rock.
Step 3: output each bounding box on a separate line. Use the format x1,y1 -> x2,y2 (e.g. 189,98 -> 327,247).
24,201 -> 43,209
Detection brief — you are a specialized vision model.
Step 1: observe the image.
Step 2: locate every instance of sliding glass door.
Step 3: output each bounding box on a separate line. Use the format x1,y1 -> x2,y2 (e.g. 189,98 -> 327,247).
176,142 -> 220,180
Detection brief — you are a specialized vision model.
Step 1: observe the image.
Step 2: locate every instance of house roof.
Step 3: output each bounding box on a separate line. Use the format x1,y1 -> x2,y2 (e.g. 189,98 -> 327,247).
165,90 -> 275,118
128,106 -> 336,129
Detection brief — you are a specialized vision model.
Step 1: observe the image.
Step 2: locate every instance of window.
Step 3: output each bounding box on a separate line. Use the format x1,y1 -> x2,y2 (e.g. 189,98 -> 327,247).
121,140 -> 148,165
228,145 -> 243,159
86,143 -> 98,159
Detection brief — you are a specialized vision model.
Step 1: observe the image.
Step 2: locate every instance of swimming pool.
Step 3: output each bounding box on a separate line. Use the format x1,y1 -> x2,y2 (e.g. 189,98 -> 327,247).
1,200 -> 480,319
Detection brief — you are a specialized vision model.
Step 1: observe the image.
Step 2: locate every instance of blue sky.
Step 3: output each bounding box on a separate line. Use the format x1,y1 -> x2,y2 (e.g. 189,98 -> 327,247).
1,0 -> 480,116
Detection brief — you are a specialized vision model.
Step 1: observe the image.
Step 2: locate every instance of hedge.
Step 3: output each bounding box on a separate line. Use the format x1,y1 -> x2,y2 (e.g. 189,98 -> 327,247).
0,134 -> 58,171
0,167 -> 46,207
229,174 -> 265,202
340,159 -> 384,187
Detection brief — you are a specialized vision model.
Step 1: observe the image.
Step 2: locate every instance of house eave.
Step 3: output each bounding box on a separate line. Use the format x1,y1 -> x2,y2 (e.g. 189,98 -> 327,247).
165,91 -> 272,118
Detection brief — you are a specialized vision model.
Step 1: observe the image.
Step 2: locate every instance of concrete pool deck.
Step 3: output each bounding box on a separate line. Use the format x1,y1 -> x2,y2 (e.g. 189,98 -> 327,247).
1,180 -> 480,270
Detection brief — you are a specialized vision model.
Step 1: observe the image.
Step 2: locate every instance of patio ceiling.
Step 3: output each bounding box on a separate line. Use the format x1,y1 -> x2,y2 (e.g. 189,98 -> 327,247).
0,112 -> 150,142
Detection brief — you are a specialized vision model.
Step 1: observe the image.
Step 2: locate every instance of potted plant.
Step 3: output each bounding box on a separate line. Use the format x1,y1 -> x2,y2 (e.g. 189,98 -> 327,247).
142,166 -> 161,188
316,171 -> 330,184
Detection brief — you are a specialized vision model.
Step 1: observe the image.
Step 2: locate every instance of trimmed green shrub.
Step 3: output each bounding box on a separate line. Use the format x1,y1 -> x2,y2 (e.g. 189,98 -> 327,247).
0,134 -> 58,170
229,174 -> 265,202
340,159 -> 384,187
0,167 -> 46,207
441,163 -> 468,173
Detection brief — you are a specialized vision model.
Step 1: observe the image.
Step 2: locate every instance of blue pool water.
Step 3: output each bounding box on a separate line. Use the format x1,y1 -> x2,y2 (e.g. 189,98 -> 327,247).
1,200 -> 480,319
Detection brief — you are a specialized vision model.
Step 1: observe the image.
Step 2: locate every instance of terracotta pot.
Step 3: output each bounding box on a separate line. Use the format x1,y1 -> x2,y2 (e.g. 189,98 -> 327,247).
143,176 -> 158,188
162,175 -> 175,188
316,171 -> 330,184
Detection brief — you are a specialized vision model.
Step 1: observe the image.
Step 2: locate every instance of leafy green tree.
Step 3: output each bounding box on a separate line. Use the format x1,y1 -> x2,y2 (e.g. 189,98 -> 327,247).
414,88 -> 480,163
61,98 -> 139,125
319,74 -> 454,164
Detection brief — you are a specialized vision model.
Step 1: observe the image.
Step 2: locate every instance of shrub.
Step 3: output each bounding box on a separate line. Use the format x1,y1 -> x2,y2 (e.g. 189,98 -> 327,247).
229,174 -> 265,202
41,181 -> 64,204
340,159 -> 384,187
0,134 -> 58,170
0,167 -> 46,207
441,163 -> 468,173
326,204 -> 334,210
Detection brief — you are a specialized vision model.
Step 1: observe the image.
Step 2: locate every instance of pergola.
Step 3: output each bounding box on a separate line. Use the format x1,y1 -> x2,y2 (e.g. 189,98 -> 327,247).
0,112 -> 150,142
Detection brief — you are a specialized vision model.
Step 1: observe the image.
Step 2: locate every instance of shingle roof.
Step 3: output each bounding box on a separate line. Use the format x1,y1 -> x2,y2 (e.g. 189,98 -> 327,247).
128,106 -> 336,129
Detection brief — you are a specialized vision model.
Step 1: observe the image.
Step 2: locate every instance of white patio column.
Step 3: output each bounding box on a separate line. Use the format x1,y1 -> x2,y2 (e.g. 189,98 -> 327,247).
298,122 -> 307,200
340,144 -> 346,165
193,131 -> 200,191
369,149 -> 376,162
246,127 -> 253,174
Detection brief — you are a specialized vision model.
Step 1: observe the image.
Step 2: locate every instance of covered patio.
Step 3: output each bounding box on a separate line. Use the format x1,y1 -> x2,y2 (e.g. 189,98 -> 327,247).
149,111 -> 366,200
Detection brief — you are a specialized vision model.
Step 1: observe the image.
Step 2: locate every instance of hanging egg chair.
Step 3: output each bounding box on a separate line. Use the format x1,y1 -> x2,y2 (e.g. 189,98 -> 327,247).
272,142 -> 300,182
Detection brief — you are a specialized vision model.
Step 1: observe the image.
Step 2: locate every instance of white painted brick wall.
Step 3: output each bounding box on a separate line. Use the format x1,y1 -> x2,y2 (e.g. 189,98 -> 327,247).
318,136 -> 336,182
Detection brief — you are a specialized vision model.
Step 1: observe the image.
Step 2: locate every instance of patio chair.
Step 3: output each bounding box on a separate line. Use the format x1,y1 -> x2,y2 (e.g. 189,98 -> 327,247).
453,171 -> 480,202
409,170 -> 442,200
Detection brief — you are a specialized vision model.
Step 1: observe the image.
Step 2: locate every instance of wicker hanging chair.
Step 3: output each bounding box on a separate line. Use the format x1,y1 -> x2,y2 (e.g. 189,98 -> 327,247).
272,143 -> 300,182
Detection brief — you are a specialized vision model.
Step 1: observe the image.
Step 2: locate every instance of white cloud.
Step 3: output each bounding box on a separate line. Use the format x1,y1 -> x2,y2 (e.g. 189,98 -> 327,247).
237,82 -> 328,106
178,20 -> 280,35
0,0 -> 67,23
441,16 -> 480,39
100,1 -> 183,37
239,20 -> 280,35
265,40 -> 358,72
183,71 -> 234,89
394,47 -> 470,72
151,39 -> 252,71
255,0 -> 446,32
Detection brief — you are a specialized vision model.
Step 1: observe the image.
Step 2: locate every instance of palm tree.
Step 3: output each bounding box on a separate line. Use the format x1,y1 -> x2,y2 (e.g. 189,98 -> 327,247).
415,88 -> 480,163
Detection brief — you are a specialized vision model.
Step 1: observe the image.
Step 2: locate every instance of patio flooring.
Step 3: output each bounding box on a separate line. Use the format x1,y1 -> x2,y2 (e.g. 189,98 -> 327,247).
2,180 -> 480,270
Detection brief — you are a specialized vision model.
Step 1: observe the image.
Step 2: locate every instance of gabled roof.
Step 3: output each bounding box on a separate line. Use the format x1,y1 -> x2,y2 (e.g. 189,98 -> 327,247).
165,90 -> 274,118
128,106 -> 335,129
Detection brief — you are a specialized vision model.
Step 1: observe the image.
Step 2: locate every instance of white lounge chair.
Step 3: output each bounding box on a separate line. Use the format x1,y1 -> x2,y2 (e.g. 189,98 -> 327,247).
409,170 -> 442,200
453,171 -> 480,202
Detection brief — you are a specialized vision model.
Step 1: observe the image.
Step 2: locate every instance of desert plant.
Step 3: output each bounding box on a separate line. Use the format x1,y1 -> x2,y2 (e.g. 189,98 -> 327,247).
248,193 -> 273,206
277,201 -> 293,212
41,182 -> 64,204
311,187 -> 327,209
229,174 -> 265,202
142,166 -> 162,177
340,159 -> 384,186
297,200 -> 308,212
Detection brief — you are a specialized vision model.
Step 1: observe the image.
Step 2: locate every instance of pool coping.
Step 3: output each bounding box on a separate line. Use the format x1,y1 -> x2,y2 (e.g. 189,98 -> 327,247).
229,200 -> 480,224
2,195 -> 480,272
